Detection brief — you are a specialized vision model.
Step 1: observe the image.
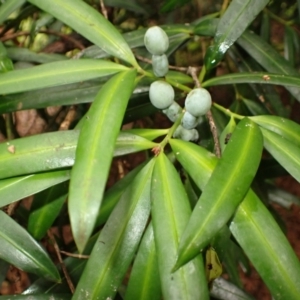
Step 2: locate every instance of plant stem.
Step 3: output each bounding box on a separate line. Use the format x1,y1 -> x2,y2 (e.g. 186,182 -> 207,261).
213,102 -> 244,120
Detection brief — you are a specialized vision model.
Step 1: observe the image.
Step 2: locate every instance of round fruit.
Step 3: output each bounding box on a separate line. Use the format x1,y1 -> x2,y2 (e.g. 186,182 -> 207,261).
152,54 -> 169,77
173,125 -> 199,141
163,102 -> 182,122
185,88 -> 212,117
181,111 -> 198,129
144,26 -> 169,55
149,81 -> 175,109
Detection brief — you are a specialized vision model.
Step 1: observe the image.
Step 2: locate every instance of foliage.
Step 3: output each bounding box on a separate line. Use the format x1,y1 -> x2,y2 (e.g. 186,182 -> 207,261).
0,0 -> 300,299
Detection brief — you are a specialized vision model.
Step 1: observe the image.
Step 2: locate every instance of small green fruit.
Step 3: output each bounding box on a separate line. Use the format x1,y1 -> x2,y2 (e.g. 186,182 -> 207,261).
163,102 -> 182,122
149,80 -> 175,109
144,26 -> 169,55
152,54 -> 169,77
185,88 -> 212,117
173,125 -> 199,142
181,111 -> 198,129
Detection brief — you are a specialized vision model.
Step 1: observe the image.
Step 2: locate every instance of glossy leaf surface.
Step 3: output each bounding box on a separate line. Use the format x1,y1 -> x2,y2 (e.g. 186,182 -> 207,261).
0,170 -> 70,208
28,0 -> 138,67
204,0 -> 268,69
174,118 -> 263,269
125,223 -> 161,300
170,140 -> 300,298
260,128 -> 300,182
69,70 -> 136,253
151,153 -> 209,300
73,159 -> 154,299
0,59 -> 127,95
0,211 -> 59,281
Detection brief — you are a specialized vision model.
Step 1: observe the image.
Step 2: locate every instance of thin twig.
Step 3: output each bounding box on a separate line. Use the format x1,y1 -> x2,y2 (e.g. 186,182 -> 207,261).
47,231 -> 75,294
100,0 -> 108,19
60,250 -> 90,259
188,67 -> 221,158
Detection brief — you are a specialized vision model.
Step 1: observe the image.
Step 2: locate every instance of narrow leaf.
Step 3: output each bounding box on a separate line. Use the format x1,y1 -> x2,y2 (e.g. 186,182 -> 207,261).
0,59 -> 128,95
170,139 -> 300,298
0,295 -> 71,300
125,223 -> 161,300
151,153 -> 209,300
69,70 -> 137,253
0,170 -> 70,208
28,0 -> 138,67
73,159 -> 154,300
173,118 -> 263,269
204,0 -> 268,69
260,128 -> 300,182
0,0 -> 26,24
250,115 -> 300,147
0,211 -> 59,281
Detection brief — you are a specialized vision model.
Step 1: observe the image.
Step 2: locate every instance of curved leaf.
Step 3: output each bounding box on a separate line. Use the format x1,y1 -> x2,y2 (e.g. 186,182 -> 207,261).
0,170 -> 70,208
204,0 -> 268,69
0,211 -> 60,281
0,59 -> 128,95
73,159 -> 154,300
170,139 -> 300,298
125,223 -> 161,300
69,70 -> 137,253
174,118 -> 263,269
151,153 -> 209,300
250,115 -> 300,147
0,295 -> 71,300
28,0 -> 138,68
260,128 -> 300,182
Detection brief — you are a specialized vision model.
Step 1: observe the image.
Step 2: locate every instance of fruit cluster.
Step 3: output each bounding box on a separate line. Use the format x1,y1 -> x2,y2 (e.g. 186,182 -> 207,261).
144,27 -> 212,141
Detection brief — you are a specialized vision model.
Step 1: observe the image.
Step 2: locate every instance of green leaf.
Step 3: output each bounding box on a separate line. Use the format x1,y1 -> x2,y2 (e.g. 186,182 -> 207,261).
28,0 -> 138,68
28,182 -> 69,240
69,70 -> 137,253
0,0 -> 26,24
202,72 -> 300,90
0,295 -> 71,300
0,59 -> 128,95
125,223 -> 161,300
151,153 -> 209,300
170,139 -> 300,298
237,30 -> 300,102
204,0 -> 268,69
160,0 -> 192,13
7,47 -> 67,64
219,116 -> 236,152
205,247 -> 222,283
250,115 -> 300,147
172,118 -> 263,269
104,0 -> 149,15
124,128 -> 168,141
284,26 -> 295,66
73,159 -> 154,300
260,128 -> 300,182
230,189 -> 300,299
0,170 -> 70,208
0,211 -> 60,281
95,162 -> 146,227
0,130 -> 155,179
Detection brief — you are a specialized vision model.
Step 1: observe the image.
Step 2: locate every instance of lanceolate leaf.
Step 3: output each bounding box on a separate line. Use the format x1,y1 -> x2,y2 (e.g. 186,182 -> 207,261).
125,223 -> 161,300
170,140 -> 300,298
237,30 -> 300,102
202,72 -> 300,90
69,70 -> 137,253
151,153 -> 209,300
0,170 -> 70,208
0,130 -> 155,179
173,118 -> 263,270
204,0 -> 268,69
28,0 -> 138,68
260,128 -> 300,182
0,211 -> 59,281
0,0 -> 26,24
250,115 -> 300,147
73,159 -> 154,300
0,295 -> 71,300
0,59 -> 128,95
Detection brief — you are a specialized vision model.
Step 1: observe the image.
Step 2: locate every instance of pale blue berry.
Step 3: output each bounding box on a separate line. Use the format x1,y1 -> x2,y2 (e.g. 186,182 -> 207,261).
149,80 -> 175,109
185,88 -> 212,117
